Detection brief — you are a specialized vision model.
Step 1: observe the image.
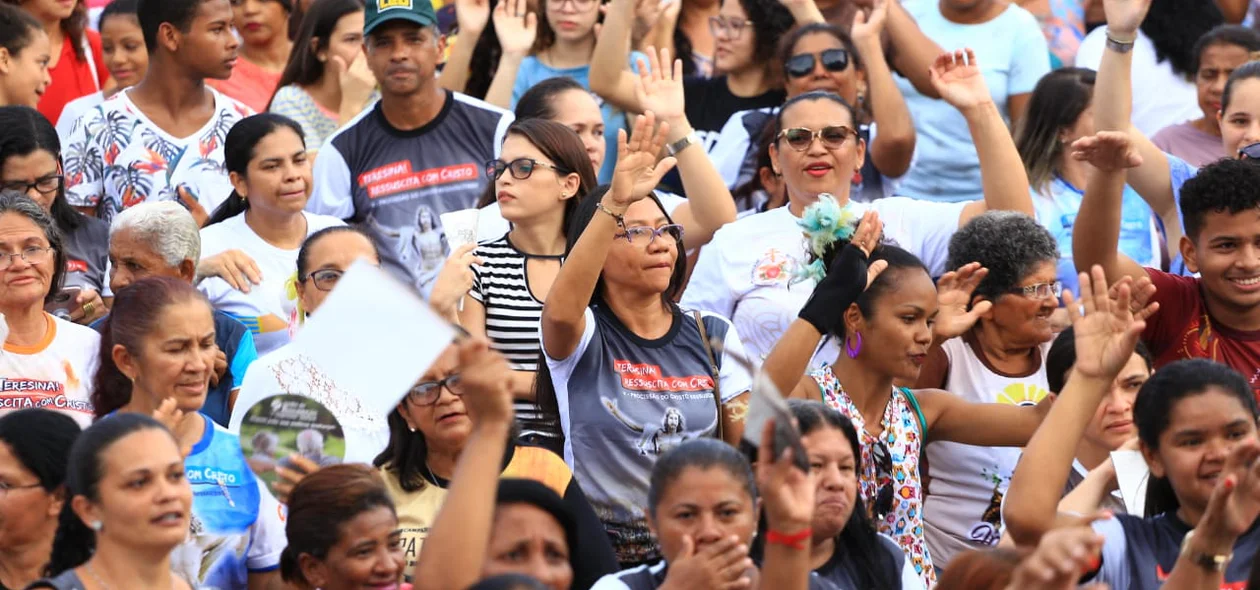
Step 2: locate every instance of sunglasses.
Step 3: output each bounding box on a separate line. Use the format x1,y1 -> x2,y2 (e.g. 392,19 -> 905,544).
485,158 -> 568,181
784,49 -> 850,79
871,438 -> 895,521
1239,142 -> 1260,160
777,126 -> 856,151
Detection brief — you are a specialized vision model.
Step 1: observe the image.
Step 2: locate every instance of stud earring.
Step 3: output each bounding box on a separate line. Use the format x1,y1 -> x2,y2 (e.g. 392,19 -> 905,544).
90,521 -> 102,532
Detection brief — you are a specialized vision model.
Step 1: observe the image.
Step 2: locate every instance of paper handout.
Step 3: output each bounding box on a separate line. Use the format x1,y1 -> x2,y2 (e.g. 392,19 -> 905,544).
1111,449 -> 1150,517
293,260 -> 456,417
712,338 -> 809,472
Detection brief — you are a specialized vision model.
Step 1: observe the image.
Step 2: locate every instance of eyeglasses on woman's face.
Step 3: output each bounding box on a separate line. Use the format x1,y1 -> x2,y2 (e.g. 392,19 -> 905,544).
1008,281 -> 1062,300
0,246 -> 54,272
406,374 -> 464,406
486,158 -> 568,181
776,126 -> 856,151
708,16 -> 751,40
1,175 -> 63,197
615,224 -> 684,246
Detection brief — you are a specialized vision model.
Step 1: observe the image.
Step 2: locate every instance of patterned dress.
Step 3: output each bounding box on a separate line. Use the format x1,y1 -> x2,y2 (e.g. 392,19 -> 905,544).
810,367 -> 935,588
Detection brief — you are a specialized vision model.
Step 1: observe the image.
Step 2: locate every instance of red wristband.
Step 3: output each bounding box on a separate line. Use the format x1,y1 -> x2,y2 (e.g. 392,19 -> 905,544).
765,528 -> 812,550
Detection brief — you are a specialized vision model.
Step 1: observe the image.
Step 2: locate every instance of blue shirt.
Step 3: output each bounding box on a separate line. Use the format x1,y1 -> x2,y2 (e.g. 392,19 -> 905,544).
1034,176 -> 1158,295
510,53 -> 646,184
1167,154 -> 1199,276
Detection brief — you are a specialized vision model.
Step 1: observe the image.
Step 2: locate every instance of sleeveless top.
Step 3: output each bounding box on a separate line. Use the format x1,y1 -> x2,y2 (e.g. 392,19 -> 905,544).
810,367 -> 935,588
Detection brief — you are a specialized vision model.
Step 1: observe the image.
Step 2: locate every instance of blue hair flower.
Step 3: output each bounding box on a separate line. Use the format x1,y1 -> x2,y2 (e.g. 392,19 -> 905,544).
790,194 -> 859,284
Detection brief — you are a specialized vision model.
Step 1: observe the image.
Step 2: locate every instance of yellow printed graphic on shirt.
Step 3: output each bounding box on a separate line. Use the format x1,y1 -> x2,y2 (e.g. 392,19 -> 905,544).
996,382 -> 1050,407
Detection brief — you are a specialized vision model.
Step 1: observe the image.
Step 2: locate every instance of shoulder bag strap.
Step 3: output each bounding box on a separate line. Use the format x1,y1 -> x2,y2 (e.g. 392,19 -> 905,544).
692,311 -> 724,441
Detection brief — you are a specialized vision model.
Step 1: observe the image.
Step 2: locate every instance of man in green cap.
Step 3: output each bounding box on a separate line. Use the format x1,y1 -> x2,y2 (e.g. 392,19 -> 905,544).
307,0 -> 513,297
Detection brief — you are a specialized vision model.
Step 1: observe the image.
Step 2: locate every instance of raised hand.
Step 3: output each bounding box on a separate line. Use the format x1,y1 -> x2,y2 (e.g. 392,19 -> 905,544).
756,419 -> 814,531
850,210 -> 886,286
850,0 -> 888,45
455,0 -> 492,36
611,112 -> 677,205
332,49 -> 377,117
1065,266 -> 1151,382
634,47 -> 687,125
1070,131 -> 1144,173
429,243 -> 482,318
928,49 -> 993,112
1192,438 -> 1260,551
1107,275 -> 1159,322
632,0 -> 665,45
933,262 -> 991,342
1102,0 -> 1152,37
493,0 -> 538,57
454,338 -> 515,428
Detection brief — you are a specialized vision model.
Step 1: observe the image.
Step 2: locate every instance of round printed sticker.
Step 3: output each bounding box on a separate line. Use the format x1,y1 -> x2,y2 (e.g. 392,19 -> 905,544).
240,395 -> 346,495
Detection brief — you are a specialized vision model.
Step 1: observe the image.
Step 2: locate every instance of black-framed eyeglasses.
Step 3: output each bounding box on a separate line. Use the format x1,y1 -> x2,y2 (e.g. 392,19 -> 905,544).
784,49 -> 850,79
1009,281 -> 1062,300
708,16 -> 751,39
486,158 -> 568,181
0,246 -> 54,272
616,224 -> 684,246
406,375 -> 464,406
302,269 -> 344,292
1239,142 -> 1260,160
777,126 -> 856,151
871,438 -> 894,520
2,175 -> 63,196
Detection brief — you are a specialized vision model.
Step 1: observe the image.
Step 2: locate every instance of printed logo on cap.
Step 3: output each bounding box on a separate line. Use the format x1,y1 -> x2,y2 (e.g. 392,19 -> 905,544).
378,0 -> 413,9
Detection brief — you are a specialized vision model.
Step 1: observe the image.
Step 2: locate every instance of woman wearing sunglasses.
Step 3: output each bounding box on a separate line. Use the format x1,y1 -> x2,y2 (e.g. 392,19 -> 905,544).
710,10 -> 916,206
683,49 -> 1035,369
227,225 -> 386,464
374,339 -> 618,588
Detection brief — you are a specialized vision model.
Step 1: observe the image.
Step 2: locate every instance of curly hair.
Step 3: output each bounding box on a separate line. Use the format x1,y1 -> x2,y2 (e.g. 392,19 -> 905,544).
945,211 -> 1058,303
739,0 -> 794,73
1180,157 -> 1260,240
1140,0 -> 1224,79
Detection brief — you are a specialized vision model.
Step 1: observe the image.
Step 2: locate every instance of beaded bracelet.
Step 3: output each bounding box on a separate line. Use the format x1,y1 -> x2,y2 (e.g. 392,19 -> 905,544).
596,201 -> 627,231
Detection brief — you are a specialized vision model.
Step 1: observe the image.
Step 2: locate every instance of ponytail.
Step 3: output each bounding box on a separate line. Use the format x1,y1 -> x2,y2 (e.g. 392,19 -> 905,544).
204,191 -> 250,227
90,315 -> 132,419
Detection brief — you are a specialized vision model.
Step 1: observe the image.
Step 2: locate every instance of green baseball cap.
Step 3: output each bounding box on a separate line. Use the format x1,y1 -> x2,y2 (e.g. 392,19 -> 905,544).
364,0 -> 438,36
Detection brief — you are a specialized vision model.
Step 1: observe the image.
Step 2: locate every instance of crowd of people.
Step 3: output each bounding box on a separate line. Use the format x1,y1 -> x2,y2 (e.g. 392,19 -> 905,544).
3,0 -> 1260,588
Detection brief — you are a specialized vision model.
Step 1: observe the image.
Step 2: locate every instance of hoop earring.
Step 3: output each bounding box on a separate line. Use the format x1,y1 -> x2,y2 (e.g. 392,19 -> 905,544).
845,332 -> 862,359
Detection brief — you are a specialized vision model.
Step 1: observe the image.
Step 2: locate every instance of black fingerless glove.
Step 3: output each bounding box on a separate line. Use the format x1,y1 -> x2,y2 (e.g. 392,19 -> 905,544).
798,244 -> 871,335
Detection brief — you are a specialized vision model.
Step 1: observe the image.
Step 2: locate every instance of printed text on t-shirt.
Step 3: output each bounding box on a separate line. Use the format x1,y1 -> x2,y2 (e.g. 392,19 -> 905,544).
358,161 -> 480,199
613,360 -> 714,391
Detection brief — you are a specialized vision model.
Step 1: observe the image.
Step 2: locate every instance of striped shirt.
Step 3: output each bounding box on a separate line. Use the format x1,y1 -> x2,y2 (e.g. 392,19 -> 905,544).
469,235 -> 563,440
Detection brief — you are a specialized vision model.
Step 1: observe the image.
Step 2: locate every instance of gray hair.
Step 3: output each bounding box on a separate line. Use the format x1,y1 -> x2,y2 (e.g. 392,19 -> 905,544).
109,202 -> 201,268
946,210 -> 1059,303
0,190 -> 66,303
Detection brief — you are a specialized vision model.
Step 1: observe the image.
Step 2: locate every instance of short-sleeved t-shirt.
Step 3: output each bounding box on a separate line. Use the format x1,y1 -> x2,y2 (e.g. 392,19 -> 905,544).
305,93 -> 512,296
1152,121 -> 1225,168
1076,29 -> 1200,137
543,304 -> 752,564
680,199 -> 967,367
64,88 -> 254,223
510,56 -> 644,184
169,413 -> 286,589
39,31 -> 108,126
1090,513 -> 1260,588
1141,267 -> 1260,394
0,314 -> 98,427
269,85 -> 340,153
591,561 -> 844,590
198,212 -> 346,356
893,3 -> 1050,203
682,77 -> 786,155
59,215 -> 110,294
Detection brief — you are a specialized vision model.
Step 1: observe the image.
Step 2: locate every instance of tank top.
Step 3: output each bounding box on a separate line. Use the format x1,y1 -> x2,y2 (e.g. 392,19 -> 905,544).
810,367 -> 935,588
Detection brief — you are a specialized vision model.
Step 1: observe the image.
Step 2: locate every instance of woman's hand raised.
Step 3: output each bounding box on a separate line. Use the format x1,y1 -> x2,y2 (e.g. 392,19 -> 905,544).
928,49 -> 993,112
932,262 -> 991,342
610,112 -> 677,207
1066,265 -> 1153,383
453,337 -> 514,429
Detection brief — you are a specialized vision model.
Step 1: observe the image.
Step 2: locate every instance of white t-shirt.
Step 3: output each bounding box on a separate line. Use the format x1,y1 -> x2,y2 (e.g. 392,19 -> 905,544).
475,192 -> 688,243
923,336 -> 1051,567
229,344 -> 390,465
679,199 -> 967,366
56,90 -> 104,148
63,88 -> 254,223
0,313 -> 99,427
1075,28 -> 1200,137
198,212 -> 345,356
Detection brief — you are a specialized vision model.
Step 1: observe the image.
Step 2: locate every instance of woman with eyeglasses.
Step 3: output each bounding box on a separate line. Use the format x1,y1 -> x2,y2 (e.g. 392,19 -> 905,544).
912,211 -> 1060,570
0,106 -> 107,325
0,409 -> 80,590
758,207 -> 1057,587
374,339 -> 618,587
228,225 -> 387,465
0,191 -> 98,428
196,113 -> 344,357
537,113 -> 753,567
710,14 -> 916,206
683,50 -> 1035,369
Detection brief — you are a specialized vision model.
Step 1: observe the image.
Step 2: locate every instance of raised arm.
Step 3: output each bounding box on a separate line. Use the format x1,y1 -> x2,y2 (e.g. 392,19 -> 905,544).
1093,0 -> 1179,226
852,0 -> 915,178
437,0 -> 492,93
755,420 -> 814,590
1003,267 -> 1149,546
540,114 -> 676,359
883,0 -> 943,98
412,339 -> 515,590
1071,131 -> 1149,282
482,0 -> 538,108
928,50 -> 1035,224
633,48 -> 736,245
589,0 -> 645,113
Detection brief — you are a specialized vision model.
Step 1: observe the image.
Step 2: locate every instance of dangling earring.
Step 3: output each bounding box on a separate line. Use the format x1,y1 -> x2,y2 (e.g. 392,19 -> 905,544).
844,332 -> 863,359
856,89 -> 866,111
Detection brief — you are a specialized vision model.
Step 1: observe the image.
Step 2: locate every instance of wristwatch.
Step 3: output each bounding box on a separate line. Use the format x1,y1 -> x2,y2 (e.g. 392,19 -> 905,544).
666,133 -> 700,157
1180,530 -> 1233,572
1105,29 -> 1136,54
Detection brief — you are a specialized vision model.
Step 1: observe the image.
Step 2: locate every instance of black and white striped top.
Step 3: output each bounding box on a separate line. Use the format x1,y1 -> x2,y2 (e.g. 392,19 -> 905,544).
469,235 -> 563,439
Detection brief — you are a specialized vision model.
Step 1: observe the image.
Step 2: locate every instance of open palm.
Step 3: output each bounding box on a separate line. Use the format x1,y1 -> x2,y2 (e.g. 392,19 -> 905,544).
850,0 -> 887,44
928,49 -> 992,111
1068,266 -> 1149,381
455,0 -> 492,34
1103,0 -> 1152,35
611,112 -> 677,205
493,0 -> 537,56
934,262 -> 990,341
634,47 -> 686,123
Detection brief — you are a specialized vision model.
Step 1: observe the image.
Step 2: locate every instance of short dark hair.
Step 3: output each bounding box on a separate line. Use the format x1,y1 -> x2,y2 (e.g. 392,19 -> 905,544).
738,0 -> 794,71
1191,25 -> 1260,74
1179,157 -> 1260,241
647,439 -> 755,518
99,0 -> 142,29
946,211 -> 1059,304
1221,60 -> 1260,115
0,409 -> 80,493
279,464 -> 397,586
138,0 -> 205,53
0,3 -> 41,58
